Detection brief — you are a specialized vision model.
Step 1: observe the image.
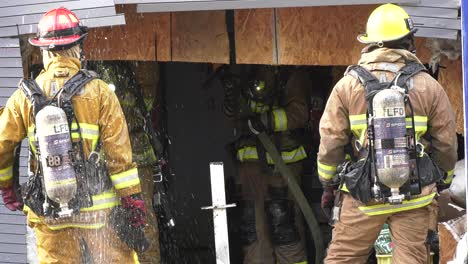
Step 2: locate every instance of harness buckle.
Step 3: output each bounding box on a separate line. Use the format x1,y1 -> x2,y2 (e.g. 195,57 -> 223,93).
88,151 -> 100,164
416,142 -> 425,157
153,171 -> 163,183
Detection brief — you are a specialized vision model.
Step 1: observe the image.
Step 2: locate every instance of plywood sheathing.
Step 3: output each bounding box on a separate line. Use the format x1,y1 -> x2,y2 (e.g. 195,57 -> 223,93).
171,10 -> 229,64
413,39 -> 464,134
438,215 -> 467,264
438,58 -> 464,134
82,5 -> 463,132
235,9 -> 276,65
276,6 -> 374,66
85,5 -> 171,61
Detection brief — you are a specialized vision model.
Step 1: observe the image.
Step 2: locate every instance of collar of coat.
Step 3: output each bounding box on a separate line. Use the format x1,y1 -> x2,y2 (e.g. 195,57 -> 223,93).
43,56 -> 81,75
357,47 -> 423,71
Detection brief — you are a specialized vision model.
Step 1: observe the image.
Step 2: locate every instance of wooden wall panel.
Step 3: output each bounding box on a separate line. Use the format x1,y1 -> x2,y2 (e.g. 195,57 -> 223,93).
83,4 -> 463,133
277,5 -> 374,66
415,38 -> 432,62
414,39 -> 463,134
438,57 -> 464,134
85,4 -> 170,61
171,10 -> 229,64
235,9 -> 276,65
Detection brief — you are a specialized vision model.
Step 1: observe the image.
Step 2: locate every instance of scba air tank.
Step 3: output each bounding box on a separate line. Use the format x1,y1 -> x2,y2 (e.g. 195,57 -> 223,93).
372,89 -> 410,196
35,105 -> 77,217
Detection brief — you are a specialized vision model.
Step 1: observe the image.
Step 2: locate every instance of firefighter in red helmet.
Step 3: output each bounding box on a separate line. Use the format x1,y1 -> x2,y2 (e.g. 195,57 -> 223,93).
0,7 -> 146,263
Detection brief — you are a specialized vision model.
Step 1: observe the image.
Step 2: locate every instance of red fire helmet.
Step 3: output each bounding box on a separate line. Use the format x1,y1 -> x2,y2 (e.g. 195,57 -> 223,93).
29,7 -> 88,50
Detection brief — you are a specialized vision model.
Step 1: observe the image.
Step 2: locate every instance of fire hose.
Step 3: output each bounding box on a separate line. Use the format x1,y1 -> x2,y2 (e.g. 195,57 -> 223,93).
248,121 -> 324,264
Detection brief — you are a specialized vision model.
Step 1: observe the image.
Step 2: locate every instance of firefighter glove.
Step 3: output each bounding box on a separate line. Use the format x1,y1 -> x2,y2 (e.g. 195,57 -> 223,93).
110,196 -> 150,253
121,194 -> 147,228
321,185 -> 335,218
1,186 -> 23,211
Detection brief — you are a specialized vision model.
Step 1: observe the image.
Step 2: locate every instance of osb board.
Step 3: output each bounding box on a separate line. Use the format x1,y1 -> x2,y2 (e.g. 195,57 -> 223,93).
84,5 -> 171,61
276,5 -> 375,66
415,38 -> 464,134
439,215 -> 467,264
235,9 -> 276,65
438,58 -> 464,134
439,223 -> 458,264
171,11 -> 229,64
415,38 -> 432,63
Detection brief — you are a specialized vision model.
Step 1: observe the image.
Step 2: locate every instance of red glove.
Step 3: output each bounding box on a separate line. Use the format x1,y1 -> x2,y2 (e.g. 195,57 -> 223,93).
121,195 -> 147,228
321,186 -> 335,218
1,187 -> 23,211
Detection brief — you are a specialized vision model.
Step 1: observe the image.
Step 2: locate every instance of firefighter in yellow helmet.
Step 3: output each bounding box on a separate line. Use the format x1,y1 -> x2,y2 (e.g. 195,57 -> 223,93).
318,4 -> 456,263
224,65 -> 310,264
0,8 -> 146,263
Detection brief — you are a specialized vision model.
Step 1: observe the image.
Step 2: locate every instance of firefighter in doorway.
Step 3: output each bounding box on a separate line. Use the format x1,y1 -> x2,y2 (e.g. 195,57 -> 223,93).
318,4 -> 457,264
223,65 -> 310,264
0,8 -> 145,263
97,61 -> 162,264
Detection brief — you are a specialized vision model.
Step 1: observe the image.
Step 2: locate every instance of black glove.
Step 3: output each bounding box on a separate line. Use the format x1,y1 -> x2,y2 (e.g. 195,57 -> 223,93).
110,194 -> 150,253
426,229 -> 439,254
321,185 -> 336,219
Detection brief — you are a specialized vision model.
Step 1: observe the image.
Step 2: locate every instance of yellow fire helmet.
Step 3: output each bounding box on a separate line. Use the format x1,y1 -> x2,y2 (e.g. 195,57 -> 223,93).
357,3 -> 417,45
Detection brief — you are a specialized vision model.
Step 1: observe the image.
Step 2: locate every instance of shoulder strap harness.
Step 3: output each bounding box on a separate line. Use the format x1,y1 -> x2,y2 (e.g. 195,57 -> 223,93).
19,70 -> 98,215
346,62 -> 427,198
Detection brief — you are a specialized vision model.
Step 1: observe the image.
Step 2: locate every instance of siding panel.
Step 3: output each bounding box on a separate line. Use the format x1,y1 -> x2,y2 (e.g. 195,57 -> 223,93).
0,0 -> 79,8
0,243 -> 27,254
0,1 -> 127,262
0,68 -> 23,78
0,38 -> 20,48
0,234 -> 27,245
0,252 -> 27,263
0,58 -> 22,68
0,224 -> 27,235
0,78 -> 21,88
0,0 -> 115,17
0,6 -> 117,28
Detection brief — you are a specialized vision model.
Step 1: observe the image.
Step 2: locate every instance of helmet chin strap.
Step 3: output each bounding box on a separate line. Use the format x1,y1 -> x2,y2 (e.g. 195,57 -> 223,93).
79,42 -> 87,70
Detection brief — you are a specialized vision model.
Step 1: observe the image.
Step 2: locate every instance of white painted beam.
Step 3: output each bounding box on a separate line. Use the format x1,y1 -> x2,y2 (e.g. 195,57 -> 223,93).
133,0 -> 419,12
201,162 -> 234,264
415,27 -> 458,40
413,16 -> 461,30
402,6 -> 459,19
403,0 -> 460,8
